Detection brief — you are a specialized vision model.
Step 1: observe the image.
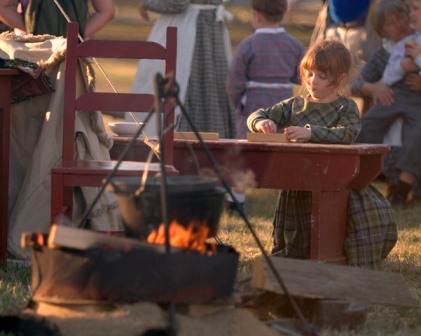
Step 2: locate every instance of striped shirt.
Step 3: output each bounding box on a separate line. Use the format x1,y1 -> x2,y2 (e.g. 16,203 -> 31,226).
227,28 -> 304,138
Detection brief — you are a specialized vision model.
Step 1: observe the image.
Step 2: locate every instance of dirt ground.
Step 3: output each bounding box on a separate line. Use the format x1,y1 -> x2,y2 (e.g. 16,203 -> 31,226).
24,301 -> 280,336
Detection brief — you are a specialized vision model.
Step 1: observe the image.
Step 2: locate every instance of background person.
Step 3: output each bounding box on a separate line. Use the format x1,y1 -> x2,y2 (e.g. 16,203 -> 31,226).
225,0 -> 304,212
128,0 -> 236,139
227,0 -> 304,139
311,0 -> 381,71
356,0 -> 421,205
0,0 -> 118,260
382,0 -> 421,86
0,0 -> 115,38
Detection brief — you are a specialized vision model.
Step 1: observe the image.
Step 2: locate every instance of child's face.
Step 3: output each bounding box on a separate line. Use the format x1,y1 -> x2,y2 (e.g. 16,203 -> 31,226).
380,12 -> 411,42
410,0 -> 421,31
304,69 -> 339,103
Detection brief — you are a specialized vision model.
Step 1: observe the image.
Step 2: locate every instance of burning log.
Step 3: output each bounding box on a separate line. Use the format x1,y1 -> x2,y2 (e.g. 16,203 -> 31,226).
22,225 -> 180,254
146,220 -> 216,255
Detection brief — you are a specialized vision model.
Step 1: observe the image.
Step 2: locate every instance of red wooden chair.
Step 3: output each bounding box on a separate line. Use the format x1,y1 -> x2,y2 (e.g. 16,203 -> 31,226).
51,22 -> 178,224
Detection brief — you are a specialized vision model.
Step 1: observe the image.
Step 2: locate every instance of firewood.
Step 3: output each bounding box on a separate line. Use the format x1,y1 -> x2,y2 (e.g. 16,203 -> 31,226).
46,224 -> 179,253
21,232 -> 49,248
174,132 -> 219,140
251,256 -> 418,308
184,303 -> 235,317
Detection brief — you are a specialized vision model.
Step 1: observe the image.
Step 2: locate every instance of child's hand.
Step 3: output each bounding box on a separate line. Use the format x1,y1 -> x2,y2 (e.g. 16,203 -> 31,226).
255,120 -> 277,133
405,73 -> 421,91
400,57 -> 420,72
284,126 -> 311,141
372,82 -> 394,106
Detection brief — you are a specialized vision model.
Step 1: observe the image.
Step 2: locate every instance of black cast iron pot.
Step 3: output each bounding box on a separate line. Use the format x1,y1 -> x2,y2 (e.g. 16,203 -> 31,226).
107,176 -> 226,240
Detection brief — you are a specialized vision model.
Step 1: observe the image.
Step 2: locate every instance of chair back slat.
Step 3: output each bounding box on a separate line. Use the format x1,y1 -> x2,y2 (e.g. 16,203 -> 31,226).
75,93 -> 154,113
62,22 -> 177,164
77,40 -> 167,59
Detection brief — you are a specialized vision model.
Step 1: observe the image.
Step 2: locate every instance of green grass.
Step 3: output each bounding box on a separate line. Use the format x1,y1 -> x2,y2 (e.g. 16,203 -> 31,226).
219,190 -> 421,336
0,263 -> 31,314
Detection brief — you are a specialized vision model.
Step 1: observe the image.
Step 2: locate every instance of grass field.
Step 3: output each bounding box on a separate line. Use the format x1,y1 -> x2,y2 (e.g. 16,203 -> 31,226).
1,1 -> 420,335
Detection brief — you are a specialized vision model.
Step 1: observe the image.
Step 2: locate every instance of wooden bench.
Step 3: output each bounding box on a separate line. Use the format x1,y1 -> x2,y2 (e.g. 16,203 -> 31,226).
110,137 -> 390,265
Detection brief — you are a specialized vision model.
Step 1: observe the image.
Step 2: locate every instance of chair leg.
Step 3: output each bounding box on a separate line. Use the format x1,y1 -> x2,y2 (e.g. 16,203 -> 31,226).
51,173 -> 73,224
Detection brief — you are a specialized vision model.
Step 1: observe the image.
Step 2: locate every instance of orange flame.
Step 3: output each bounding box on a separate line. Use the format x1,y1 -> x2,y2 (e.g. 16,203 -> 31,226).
147,220 -> 215,254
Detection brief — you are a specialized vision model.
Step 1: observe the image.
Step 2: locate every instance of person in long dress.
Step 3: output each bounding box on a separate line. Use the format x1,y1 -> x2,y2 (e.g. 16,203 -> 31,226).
0,0 -> 114,38
128,0 -> 236,139
311,0 -> 381,71
0,0 -> 119,260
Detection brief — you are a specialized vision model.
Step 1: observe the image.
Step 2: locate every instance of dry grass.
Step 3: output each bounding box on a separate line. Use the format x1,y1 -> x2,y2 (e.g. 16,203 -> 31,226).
1,193 -> 420,335
217,189 -> 421,336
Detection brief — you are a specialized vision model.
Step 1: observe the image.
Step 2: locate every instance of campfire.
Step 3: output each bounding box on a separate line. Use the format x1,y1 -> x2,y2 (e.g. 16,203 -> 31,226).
22,176 -> 239,306
19,171 -> 418,335
146,220 -> 216,255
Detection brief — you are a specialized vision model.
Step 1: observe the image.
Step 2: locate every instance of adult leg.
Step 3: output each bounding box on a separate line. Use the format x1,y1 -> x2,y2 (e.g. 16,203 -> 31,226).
389,131 -> 421,205
356,102 -> 401,143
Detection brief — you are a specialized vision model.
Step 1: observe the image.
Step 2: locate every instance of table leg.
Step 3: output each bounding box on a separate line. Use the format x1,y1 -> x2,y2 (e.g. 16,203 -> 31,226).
310,190 -> 349,264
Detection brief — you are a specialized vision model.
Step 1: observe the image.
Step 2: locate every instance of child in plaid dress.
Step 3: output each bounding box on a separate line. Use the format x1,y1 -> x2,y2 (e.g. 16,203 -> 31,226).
247,40 -> 397,268
227,0 -> 304,139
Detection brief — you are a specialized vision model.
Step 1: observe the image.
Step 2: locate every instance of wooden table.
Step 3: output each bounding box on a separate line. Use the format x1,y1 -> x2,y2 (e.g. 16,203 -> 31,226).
0,69 -> 19,266
110,138 -> 389,264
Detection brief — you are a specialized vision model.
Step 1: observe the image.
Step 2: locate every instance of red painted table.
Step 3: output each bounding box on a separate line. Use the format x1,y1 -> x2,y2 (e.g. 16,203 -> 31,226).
0,69 -> 19,266
110,138 -> 389,264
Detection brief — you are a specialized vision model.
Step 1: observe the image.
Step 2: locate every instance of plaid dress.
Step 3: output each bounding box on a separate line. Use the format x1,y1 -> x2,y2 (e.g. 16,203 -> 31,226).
227,28 -> 304,139
179,3 -> 236,138
131,0 -> 236,138
248,95 -> 397,268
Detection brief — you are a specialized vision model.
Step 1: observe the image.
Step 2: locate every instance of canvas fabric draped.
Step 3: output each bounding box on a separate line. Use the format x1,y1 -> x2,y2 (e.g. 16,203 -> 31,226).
1,32 -> 122,259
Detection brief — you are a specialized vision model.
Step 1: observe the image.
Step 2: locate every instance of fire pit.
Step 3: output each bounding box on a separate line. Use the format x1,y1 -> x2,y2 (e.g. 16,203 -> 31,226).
30,243 -> 239,305
26,174 -> 237,306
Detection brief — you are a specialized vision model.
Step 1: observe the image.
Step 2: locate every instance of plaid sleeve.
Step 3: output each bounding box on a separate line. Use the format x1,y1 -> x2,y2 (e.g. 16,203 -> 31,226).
351,47 -> 390,96
246,97 -> 296,132
310,99 -> 361,144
